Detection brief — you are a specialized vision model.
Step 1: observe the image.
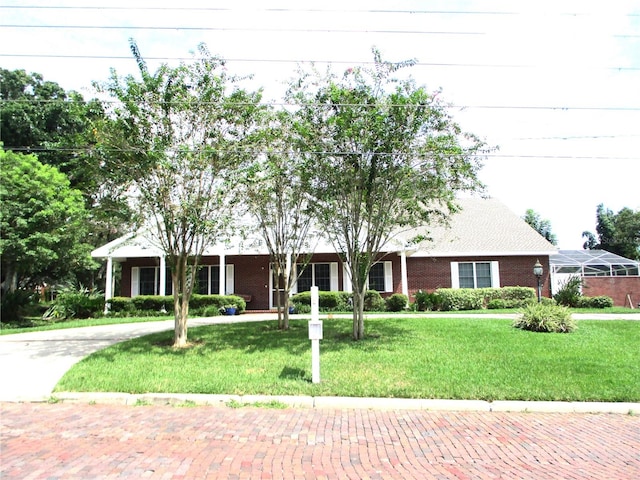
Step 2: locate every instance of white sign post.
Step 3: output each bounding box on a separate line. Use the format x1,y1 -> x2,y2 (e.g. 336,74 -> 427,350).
308,286 -> 323,384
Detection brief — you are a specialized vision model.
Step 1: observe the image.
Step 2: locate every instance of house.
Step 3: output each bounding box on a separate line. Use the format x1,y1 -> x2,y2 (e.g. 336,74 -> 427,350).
91,197 -> 559,310
550,249 -> 640,307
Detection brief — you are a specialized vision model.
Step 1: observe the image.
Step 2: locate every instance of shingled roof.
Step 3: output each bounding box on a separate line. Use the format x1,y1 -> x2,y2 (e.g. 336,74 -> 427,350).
408,197 -> 558,257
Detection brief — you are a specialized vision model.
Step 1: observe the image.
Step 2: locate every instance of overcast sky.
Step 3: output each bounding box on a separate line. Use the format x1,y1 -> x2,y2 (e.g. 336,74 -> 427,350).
2,0 -> 639,249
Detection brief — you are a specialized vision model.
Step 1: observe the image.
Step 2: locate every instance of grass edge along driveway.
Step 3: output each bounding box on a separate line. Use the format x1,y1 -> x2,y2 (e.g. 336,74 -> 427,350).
55,317 -> 640,402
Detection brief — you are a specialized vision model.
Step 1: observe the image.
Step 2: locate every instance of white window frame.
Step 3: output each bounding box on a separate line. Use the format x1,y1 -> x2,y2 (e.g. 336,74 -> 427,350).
292,262 -> 339,293
366,261 -> 393,292
132,264 -> 234,297
450,261 -> 500,289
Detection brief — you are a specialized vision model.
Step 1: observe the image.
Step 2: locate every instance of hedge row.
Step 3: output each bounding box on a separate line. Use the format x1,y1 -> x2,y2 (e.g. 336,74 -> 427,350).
290,290 -> 389,312
414,287 -> 537,311
107,294 -> 247,317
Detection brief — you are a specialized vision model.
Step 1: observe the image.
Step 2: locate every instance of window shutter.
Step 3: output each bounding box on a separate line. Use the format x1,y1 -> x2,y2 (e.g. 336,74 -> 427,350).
226,264 -> 234,294
450,262 -> 460,289
491,261 -> 500,287
384,261 -> 393,292
131,267 -> 139,297
343,263 -> 352,292
330,262 -> 339,291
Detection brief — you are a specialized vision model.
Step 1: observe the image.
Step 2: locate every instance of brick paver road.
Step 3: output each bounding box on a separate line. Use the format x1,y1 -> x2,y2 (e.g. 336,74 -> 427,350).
1,402 -> 638,479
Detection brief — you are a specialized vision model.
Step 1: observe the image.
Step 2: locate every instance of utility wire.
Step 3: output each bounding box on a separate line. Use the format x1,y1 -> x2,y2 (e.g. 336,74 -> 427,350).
3,5 -> 639,18
2,53 -> 638,72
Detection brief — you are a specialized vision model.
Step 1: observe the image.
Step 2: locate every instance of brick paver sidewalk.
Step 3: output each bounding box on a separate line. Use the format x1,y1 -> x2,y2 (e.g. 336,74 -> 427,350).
1,403 -> 639,479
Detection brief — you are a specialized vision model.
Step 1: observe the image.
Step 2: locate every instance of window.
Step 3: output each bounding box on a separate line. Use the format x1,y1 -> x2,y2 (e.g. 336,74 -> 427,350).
451,261 -> 499,289
368,263 -> 386,291
139,267 -> 158,295
296,263 -> 331,292
132,264 -> 231,297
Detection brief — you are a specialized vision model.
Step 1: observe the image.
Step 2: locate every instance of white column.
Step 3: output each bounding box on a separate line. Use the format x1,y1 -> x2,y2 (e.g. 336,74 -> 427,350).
159,255 -> 166,296
219,254 -> 226,295
400,251 -> 409,298
104,256 -> 113,314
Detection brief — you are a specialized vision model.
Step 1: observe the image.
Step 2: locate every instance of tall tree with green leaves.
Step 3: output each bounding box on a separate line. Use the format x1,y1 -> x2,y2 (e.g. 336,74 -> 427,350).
583,203 -> 640,260
0,68 -> 133,287
289,49 -> 488,340
523,209 -> 558,245
96,40 -> 262,347
0,149 -> 94,293
240,109 -> 315,329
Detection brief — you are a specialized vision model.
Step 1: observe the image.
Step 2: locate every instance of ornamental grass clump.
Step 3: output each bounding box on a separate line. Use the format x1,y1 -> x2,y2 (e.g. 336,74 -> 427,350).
513,303 -> 576,333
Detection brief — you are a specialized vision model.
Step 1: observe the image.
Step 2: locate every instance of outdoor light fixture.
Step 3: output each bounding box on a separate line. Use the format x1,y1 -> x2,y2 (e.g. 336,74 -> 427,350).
533,259 -> 543,303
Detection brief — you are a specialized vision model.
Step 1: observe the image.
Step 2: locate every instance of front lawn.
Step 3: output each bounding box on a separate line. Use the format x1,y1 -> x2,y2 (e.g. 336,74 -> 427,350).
55,317 -> 640,402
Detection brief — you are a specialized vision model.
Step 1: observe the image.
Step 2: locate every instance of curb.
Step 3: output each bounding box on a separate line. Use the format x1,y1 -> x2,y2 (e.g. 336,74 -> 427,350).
42,392 -> 640,414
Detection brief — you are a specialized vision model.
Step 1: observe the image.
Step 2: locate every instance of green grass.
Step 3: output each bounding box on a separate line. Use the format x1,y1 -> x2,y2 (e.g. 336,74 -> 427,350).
55,317 -> 640,402
0,315 -> 173,335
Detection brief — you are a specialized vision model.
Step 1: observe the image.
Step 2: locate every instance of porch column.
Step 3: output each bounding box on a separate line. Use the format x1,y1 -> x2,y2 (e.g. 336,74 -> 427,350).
219,253 -> 226,295
104,256 -> 113,314
159,255 -> 166,296
400,250 -> 409,299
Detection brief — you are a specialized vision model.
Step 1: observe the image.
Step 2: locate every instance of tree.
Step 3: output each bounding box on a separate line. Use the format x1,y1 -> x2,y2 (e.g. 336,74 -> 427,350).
583,203 -> 640,260
240,109 -> 316,329
290,50 -> 487,340
0,149 -> 94,293
0,68 -> 134,287
523,209 -> 558,245
96,40 -> 262,347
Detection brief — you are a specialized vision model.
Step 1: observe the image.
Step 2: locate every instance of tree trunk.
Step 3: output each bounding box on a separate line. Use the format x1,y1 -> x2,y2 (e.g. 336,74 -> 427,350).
351,286 -> 366,340
172,255 -> 190,348
282,289 -> 290,330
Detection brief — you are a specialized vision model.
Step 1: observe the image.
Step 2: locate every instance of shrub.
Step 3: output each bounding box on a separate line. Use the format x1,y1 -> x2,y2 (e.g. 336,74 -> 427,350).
45,286 -> 104,319
108,297 -> 135,313
578,296 -> 614,309
553,275 -> 583,307
413,290 -> 441,311
385,293 -> 408,312
513,303 -> 576,333
290,291 -> 350,311
363,290 -> 386,311
0,289 -> 40,323
131,295 -> 172,313
487,298 -> 507,309
436,288 -> 484,311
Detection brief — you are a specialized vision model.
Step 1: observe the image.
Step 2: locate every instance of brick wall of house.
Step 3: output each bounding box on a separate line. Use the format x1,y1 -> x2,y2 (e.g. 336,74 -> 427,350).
117,254 -> 553,309
405,255 -> 551,301
582,276 -> 640,307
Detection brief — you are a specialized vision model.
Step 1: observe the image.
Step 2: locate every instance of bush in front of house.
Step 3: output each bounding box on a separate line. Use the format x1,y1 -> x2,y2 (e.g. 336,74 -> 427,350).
44,286 -> 105,319
385,293 -> 408,312
577,295 -> 614,309
412,289 -> 441,311
291,291 -> 346,311
0,289 -> 42,323
105,294 -> 246,317
513,303 -> 576,333
421,287 -> 537,311
435,288 -> 484,311
363,290 -> 386,311
553,275 -> 583,307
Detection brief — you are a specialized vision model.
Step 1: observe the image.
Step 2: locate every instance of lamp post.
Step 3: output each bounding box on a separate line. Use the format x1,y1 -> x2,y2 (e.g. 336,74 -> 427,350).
533,259 -> 543,303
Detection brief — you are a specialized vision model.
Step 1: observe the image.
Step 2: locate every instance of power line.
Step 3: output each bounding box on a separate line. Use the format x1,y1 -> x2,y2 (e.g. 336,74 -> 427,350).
4,23 -> 639,38
0,24 -> 486,35
2,5 -> 639,18
2,53 -> 638,72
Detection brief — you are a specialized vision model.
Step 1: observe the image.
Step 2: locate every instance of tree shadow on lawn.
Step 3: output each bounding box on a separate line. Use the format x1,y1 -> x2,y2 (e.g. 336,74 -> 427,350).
96,317 -> 412,360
